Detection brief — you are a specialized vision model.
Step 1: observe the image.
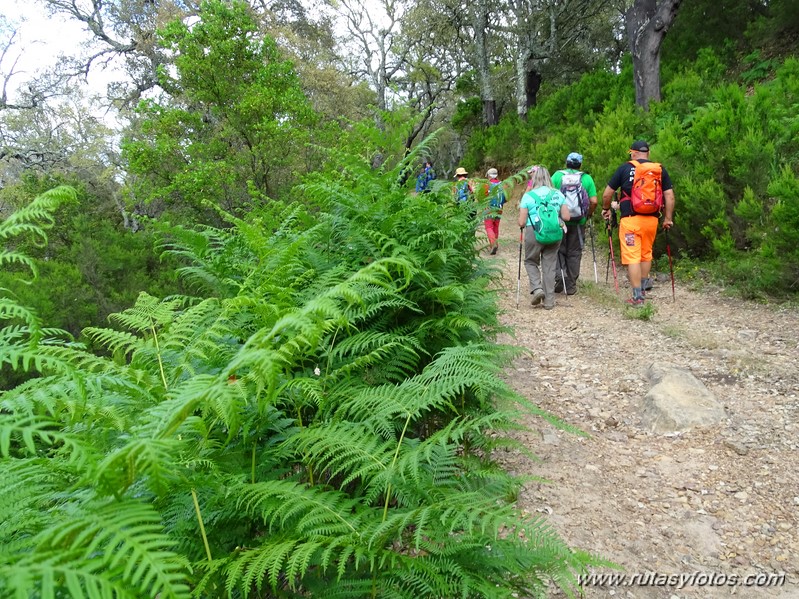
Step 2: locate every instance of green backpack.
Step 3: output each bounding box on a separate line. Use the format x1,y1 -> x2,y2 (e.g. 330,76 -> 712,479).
530,190 -> 563,245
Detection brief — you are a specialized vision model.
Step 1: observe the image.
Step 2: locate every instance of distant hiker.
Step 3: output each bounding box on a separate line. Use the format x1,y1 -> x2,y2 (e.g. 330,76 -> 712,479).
415,160 -> 436,193
483,167 -> 507,255
453,166 -> 476,217
519,165 -> 571,310
602,140 -> 675,306
551,152 -> 598,295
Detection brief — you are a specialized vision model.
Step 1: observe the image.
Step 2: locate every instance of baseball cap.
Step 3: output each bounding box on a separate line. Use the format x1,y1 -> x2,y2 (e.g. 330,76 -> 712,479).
630,140 -> 650,152
486,168 -> 498,178
566,152 -> 583,164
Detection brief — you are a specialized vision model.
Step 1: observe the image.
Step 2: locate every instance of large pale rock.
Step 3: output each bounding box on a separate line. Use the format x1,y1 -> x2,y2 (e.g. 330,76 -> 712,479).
640,363 -> 725,432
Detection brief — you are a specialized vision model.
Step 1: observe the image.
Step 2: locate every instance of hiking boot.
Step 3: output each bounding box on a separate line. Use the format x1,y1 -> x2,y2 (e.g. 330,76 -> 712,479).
554,282 -> 564,294
566,288 -> 577,296
490,245 -> 498,255
642,277 -> 654,291
543,303 -> 555,310
626,297 -> 645,307
531,289 -> 545,306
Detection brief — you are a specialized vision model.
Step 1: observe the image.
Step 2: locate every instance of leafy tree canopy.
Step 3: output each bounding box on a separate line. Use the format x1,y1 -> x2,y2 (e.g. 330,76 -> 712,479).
123,0 -> 316,219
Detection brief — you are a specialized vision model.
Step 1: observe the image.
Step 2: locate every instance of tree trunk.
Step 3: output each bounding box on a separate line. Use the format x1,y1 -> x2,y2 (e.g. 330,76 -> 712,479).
626,0 -> 683,110
515,52 -> 527,118
515,58 -> 542,119
474,1 -> 497,126
525,64 -> 542,111
514,38 -> 542,119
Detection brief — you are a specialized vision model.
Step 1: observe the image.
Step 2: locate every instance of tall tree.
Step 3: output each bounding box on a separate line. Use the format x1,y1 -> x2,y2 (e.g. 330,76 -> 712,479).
326,0 -> 420,166
331,0 -> 413,114
439,0 -> 501,127
0,18 -> 69,124
122,0 -> 315,216
472,0 -> 497,126
397,1 -> 464,149
0,82 -> 119,190
625,0 -> 682,110
36,0 -> 191,109
501,0 -> 616,119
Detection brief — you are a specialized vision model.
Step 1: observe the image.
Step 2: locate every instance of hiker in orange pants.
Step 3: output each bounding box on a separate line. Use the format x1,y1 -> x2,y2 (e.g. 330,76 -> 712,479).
601,140 -> 675,305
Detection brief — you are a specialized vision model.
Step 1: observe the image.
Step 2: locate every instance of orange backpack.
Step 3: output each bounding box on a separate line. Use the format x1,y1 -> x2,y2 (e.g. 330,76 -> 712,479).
628,160 -> 663,215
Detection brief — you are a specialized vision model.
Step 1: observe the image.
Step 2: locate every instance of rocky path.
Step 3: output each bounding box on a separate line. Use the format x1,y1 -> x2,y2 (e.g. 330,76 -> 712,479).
488,204 -> 798,598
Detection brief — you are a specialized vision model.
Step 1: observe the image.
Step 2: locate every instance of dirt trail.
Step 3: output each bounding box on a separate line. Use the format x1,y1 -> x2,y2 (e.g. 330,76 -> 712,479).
488,202 -> 798,599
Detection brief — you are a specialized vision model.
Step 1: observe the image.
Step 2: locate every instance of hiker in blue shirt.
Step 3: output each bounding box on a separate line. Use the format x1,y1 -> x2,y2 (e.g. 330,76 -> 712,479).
452,166 -> 476,219
415,161 -> 436,193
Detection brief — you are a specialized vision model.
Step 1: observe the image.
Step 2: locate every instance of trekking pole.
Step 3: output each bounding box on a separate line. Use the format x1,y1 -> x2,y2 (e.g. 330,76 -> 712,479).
589,218 -> 598,283
556,252 -> 567,296
665,227 -> 676,302
606,209 -> 619,294
516,227 -> 523,309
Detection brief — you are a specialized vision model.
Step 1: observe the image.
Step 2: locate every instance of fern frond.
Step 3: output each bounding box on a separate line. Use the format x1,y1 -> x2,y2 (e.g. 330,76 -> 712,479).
233,479 -> 364,538
0,560 -> 140,599
0,413 -> 89,464
110,292 -> 182,333
0,250 -> 39,280
161,297 -> 222,351
292,422 -> 394,489
0,185 -> 76,240
146,374 -> 240,438
95,436 -> 184,496
326,330 -> 419,381
0,342 -> 121,377
0,460 -> 62,555
281,376 -> 325,408
83,327 -> 145,358
226,537 -> 324,594
0,298 -> 42,330
329,344 -> 510,428
24,500 -> 191,598
0,373 -> 142,434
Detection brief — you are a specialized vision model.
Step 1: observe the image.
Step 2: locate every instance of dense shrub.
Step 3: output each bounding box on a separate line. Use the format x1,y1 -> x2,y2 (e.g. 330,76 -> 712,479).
0,176 -> 178,342
471,52 -> 799,298
0,159 -> 596,597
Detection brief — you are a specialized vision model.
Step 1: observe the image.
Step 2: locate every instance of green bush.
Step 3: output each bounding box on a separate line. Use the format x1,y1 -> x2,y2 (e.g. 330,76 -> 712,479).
0,177 -> 179,342
502,50 -> 799,299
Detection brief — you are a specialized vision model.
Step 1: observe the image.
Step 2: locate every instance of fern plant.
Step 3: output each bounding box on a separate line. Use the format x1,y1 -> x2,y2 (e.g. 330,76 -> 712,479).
0,159 -> 598,598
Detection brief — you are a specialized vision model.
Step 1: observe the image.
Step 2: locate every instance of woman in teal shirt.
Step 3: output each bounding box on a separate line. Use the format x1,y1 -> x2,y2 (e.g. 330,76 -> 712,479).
518,165 -> 571,310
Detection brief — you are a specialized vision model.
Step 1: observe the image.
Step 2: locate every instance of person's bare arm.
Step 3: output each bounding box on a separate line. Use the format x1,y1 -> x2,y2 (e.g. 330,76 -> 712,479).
662,189 -> 675,229
601,185 -> 616,220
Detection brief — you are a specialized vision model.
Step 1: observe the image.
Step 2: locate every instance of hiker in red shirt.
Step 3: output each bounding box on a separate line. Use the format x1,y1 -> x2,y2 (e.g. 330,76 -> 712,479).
483,168 -> 507,255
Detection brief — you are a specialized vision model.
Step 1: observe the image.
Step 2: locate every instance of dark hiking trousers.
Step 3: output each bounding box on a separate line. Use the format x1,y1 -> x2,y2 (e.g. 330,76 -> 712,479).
556,224 -> 584,294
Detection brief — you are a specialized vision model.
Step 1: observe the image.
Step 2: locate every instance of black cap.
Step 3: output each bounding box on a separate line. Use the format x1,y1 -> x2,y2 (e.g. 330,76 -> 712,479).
630,140 -> 650,152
